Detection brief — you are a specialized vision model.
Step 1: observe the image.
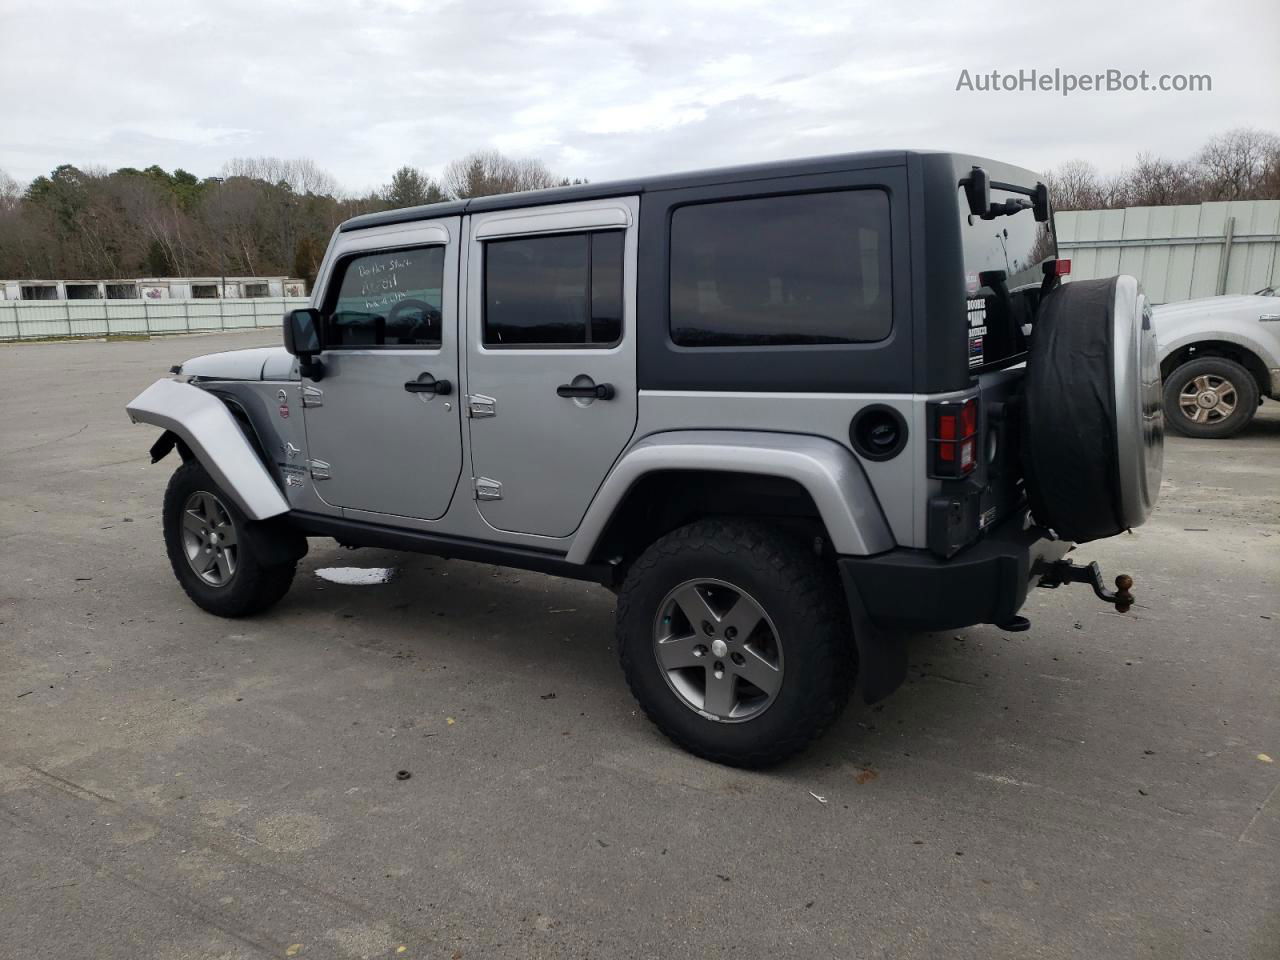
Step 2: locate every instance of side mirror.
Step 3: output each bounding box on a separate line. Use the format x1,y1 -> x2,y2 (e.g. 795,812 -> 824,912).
283,308 -> 324,380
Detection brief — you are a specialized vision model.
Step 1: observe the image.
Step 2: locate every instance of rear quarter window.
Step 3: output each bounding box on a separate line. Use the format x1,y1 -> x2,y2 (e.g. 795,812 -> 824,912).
669,190 -> 892,347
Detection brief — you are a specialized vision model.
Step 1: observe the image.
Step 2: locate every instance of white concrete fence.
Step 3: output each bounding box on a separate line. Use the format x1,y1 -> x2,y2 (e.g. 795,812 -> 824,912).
0,297 -> 309,342
1056,199 -> 1280,305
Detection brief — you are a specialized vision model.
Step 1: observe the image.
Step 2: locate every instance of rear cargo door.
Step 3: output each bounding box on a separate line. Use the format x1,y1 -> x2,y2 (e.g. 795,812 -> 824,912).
958,167 -> 1058,531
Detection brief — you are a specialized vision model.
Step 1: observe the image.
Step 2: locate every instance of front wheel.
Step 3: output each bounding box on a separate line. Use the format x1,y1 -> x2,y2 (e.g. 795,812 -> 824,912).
162,460 -> 299,617
616,520 -> 855,767
1163,356 -> 1259,439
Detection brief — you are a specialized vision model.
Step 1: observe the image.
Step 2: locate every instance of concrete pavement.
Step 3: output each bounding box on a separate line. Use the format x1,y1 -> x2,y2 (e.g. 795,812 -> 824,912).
2,331 -> 1277,959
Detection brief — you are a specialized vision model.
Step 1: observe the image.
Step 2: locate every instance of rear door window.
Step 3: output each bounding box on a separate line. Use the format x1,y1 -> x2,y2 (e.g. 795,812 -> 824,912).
669,190 -> 892,346
483,231 -> 624,347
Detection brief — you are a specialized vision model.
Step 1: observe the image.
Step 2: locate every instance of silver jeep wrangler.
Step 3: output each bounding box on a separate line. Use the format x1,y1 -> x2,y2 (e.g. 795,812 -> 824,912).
127,151 -> 1164,766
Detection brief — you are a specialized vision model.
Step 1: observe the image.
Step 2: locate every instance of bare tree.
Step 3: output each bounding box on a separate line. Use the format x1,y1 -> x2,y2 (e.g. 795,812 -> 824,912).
1260,143 -> 1280,202
15,131 -> 1276,284
1097,170 -> 1133,210
200,177 -> 267,276
0,168 -> 22,214
443,149 -> 563,199
1123,153 -> 1198,207
112,173 -> 194,276
1196,128 -> 1280,200
221,156 -> 339,197
1043,159 -> 1104,211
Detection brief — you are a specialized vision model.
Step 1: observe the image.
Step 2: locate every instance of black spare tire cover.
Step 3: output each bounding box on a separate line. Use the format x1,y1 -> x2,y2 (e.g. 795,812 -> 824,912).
1021,275 -> 1164,543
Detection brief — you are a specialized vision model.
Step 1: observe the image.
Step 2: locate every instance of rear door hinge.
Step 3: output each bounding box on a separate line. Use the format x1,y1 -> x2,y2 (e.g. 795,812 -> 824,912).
474,477 -> 502,500
467,394 -> 496,418
307,458 -> 331,481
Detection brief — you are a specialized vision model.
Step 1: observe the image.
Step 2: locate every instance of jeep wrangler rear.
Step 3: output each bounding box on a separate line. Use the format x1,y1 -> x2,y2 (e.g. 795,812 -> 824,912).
127,150 -> 1164,767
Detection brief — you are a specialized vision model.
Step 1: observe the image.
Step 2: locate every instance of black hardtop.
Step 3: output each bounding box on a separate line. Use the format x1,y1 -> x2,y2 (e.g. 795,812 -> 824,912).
339,149 -> 934,233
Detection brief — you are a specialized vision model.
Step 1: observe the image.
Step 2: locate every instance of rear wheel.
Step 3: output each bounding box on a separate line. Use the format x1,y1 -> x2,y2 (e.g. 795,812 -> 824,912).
162,460 -> 299,617
616,519 -> 854,768
1163,356 -> 1258,439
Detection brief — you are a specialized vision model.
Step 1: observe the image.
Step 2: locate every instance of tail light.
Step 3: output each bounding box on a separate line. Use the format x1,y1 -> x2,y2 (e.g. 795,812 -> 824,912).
929,397 -> 980,478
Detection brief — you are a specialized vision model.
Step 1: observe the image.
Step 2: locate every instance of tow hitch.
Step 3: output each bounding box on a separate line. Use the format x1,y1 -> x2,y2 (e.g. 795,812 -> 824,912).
1039,558 -> 1135,613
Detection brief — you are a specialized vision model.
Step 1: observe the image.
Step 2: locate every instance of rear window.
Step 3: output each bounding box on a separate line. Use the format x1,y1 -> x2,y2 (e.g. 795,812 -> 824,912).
669,190 -> 892,347
960,186 -> 1056,369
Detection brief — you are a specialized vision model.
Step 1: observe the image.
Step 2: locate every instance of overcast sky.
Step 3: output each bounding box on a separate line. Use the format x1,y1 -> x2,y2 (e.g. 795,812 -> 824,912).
1,0 -> 1277,192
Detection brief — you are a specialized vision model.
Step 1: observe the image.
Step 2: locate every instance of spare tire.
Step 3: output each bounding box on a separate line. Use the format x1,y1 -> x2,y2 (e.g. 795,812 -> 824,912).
1021,275 -> 1164,543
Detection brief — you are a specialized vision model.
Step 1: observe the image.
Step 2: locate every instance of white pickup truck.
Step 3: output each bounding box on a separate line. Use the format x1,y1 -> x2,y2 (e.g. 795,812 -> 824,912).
1153,287 -> 1280,438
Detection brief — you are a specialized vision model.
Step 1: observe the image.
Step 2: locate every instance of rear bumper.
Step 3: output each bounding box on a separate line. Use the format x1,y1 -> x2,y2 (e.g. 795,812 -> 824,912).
839,510 -> 1069,633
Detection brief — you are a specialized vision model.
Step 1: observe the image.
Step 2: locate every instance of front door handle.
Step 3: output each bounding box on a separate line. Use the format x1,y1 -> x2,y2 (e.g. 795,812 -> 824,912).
557,381 -> 615,400
405,373 -> 452,395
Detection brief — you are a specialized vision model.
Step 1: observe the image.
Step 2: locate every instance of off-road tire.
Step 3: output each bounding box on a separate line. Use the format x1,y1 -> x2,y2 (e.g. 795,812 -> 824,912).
162,460 -> 298,617
616,519 -> 855,768
1021,275 -> 1163,542
1163,356 -> 1259,439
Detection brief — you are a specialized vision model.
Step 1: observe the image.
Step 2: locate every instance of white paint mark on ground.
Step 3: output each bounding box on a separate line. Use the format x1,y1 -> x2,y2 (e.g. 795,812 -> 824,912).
975,773 -> 1037,788
315,567 -> 395,586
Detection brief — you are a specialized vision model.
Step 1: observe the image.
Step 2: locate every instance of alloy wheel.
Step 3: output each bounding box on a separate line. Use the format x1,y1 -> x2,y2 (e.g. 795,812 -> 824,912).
181,490 -> 239,587
653,578 -> 783,722
1178,373 -> 1237,425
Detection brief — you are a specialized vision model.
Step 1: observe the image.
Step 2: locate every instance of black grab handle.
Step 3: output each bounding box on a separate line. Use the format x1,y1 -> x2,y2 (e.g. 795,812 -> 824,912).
557,382 -> 615,400
404,376 -> 452,395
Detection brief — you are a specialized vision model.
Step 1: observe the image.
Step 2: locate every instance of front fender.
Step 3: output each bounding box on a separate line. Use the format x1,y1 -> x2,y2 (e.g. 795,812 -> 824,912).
126,378 -> 289,521
1159,328 -> 1280,368
565,430 -> 895,564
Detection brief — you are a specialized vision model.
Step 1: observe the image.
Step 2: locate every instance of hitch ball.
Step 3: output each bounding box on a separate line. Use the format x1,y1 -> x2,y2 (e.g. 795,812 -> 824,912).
1114,575 -> 1135,614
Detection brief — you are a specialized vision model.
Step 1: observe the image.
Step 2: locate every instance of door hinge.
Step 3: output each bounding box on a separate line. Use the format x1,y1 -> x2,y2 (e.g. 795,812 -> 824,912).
307,458 -> 331,481
302,385 -> 324,408
467,394 -> 497,418
474,477 -> 502,501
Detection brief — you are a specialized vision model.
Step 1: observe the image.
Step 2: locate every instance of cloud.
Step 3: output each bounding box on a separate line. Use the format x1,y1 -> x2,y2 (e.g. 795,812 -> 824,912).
0,0 -> 1276,189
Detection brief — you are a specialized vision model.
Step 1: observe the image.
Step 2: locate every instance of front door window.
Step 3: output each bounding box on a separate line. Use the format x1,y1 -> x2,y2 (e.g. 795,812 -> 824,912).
327,247 -> 445,347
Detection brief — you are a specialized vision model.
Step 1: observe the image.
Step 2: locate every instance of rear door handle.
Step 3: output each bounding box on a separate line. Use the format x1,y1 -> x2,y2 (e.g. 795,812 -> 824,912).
405,374 -> 452,395
557,382 -> 614,400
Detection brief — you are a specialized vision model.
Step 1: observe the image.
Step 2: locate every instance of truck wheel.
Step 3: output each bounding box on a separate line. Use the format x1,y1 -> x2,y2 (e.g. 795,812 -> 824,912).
162,460 -> 299,618
616,519 -> 854,767
1021,275 -> 1164,543
1163,356 -> 1258,439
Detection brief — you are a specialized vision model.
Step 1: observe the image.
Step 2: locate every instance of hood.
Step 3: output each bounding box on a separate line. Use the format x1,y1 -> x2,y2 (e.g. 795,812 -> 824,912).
178,346 -> 295,381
